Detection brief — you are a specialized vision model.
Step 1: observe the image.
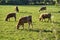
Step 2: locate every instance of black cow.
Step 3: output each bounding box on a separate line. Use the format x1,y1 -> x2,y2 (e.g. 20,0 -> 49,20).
39,6 -> 46,12
16,6 -> 19,12
5,12 -> 16,21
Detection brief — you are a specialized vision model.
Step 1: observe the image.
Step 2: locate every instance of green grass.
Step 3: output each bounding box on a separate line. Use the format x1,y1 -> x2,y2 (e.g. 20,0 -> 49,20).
0,5 -> 60,40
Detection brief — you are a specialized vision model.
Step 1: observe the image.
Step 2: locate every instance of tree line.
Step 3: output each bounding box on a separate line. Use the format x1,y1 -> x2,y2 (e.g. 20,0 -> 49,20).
0,0 -> 59,5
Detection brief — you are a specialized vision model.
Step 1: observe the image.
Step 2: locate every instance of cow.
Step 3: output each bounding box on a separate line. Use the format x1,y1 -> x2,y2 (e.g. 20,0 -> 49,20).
15,6 -> 19,12
39,13 -> 51,22
5,12 -> 16,21
39,6 -> 46,12
16,15 -> 33,29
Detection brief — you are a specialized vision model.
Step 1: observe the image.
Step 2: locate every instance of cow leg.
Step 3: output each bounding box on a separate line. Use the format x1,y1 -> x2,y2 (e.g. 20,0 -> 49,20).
28,22 -> 30,29
50,18 -> 51,22
28,22 -> 33,29
43,19 -> 46,22
48,18 -> 51,22
30,22 -> 33,28
22,24 -> 24,29
14,16 -> 16,21
41,18 -> 43,21
8,18 -> 10,21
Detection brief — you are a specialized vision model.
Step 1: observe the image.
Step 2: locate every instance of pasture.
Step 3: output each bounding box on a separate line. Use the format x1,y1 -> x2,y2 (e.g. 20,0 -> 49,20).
0,5 -> 60,40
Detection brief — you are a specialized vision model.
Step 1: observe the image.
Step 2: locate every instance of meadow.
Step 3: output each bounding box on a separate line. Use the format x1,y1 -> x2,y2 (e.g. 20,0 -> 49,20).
0,5 -> 60,40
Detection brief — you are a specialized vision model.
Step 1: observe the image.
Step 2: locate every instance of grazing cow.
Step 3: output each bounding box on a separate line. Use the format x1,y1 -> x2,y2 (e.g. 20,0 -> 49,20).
16,6 -> 19,12
39,13 -> 51,22
5,13 -> 16,21
16,16 -> 33,29
39,6 -> 46,12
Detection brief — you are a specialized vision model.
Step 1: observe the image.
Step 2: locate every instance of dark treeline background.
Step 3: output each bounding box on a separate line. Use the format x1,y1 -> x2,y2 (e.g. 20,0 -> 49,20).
0,0 -> 60,5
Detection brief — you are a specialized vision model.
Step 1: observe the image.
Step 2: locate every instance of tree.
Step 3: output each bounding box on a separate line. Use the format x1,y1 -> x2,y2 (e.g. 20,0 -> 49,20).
1,0 -> 5,4
57,0 -> 60,4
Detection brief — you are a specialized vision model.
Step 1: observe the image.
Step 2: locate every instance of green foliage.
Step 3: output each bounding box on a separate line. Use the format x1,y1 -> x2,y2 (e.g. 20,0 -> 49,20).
57,0 -> 60,4
0,0 -> 56,5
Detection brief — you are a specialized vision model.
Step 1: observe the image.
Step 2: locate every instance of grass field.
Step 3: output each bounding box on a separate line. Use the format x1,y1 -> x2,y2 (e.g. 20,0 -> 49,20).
0,5 -> 60,40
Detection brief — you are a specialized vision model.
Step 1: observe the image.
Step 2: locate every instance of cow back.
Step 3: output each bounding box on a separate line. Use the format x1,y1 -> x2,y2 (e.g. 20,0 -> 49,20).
19,16 -> 32,23
7,13 -> 16,18
42,13 -> 51,18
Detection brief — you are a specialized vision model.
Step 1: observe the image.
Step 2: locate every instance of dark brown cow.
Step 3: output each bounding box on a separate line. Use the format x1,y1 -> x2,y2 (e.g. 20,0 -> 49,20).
16,6 -> 19,12
16,16 -> 33,29
39,13 -> 51,21
5,13 -> 16,21
39,6 -> 46,12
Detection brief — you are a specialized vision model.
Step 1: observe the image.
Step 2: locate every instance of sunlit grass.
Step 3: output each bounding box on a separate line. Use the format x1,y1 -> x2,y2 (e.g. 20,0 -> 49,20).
0,5 -> 60,40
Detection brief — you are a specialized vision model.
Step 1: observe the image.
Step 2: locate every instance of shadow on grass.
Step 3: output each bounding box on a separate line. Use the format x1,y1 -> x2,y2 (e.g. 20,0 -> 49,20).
42,29 -> 52,33
5,20 -> 18,22
29,29 -> 40,32
19,29 -> 52,33
49,11 -> 60,13
40,20 -> 52,23
52,11 -> 58,13
20,11 -> 32,14
53,21 -> 60,24
19,29 -> 40,32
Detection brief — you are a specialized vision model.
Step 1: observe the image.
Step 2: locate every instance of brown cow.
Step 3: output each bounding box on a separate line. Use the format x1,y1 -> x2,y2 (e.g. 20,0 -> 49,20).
5,12 -> 16,21
39,6 -> 46,12
16,15 -> 33,29
39,13 -> 51,22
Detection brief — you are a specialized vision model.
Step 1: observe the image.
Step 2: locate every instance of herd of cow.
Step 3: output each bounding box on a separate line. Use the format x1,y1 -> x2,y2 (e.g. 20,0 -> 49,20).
5,6 -> 51,30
